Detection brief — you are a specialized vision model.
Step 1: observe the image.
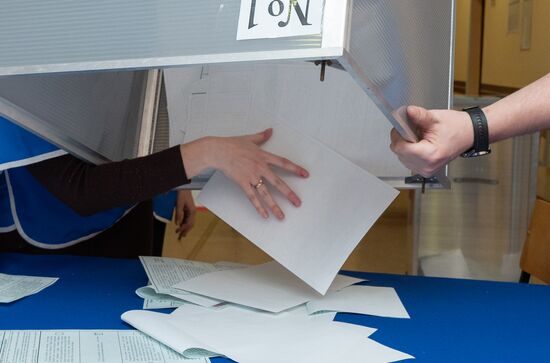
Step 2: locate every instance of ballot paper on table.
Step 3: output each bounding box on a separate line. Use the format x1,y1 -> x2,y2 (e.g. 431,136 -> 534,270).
283,304 -> 339,323
307,285 -> 410,319
122,304 -> 414,363
135,285 -> 185,310
197,124 -> 399,294
0,330 -> 206,363
173,261 -> 364,313
0,273 -> 58,303
139,256 -> 244,307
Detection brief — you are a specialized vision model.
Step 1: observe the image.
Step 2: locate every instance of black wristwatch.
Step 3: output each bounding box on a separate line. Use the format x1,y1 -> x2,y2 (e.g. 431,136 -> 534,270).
460,106 -> 491,158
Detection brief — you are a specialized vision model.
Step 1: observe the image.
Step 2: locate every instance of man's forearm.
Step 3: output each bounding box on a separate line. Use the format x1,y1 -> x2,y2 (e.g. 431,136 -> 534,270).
484,72 -> 550,143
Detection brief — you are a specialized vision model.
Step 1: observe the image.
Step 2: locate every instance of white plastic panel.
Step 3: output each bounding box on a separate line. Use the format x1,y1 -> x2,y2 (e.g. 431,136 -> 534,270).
0,0 -> 340,76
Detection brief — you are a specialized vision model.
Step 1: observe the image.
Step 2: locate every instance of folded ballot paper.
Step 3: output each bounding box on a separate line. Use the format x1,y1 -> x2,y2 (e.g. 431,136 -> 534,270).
0,273 -> 58,303
135,285 -> 186,310
138,256 -> 247,308
197,124 -> 399,294
122,304 -> 414,363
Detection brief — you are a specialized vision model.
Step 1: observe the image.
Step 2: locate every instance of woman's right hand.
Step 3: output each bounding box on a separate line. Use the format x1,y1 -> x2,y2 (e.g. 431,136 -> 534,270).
180,129 -> 309,220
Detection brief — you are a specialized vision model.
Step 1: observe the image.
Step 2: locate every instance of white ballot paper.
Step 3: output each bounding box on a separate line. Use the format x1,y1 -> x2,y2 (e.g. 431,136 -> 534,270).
0,330 -> 207,363
139,256 -> 234,307
122,305 -> 413,363
329,274 -> 367,292
197,125 -> 399,293
136,286 -> 185,310
173,261 -> 363,313
0,273 -> 57,303
284,305 -> 339,323
307,285 -> 411,319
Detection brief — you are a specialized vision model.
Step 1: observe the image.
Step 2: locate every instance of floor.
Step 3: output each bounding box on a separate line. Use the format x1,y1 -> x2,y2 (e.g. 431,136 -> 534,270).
162,191 -> 413,275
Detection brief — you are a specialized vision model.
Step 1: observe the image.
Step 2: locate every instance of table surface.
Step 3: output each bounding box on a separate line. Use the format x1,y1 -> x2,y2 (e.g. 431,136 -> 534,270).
1,252 -> 549,363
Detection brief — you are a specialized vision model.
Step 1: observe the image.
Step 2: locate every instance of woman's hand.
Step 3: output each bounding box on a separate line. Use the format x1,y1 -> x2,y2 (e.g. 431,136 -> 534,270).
180,129 -> 309,220
174,190 -> 196,240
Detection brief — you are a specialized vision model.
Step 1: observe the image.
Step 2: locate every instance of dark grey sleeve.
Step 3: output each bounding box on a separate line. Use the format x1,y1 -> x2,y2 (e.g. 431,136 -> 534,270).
26,146 -> 190,216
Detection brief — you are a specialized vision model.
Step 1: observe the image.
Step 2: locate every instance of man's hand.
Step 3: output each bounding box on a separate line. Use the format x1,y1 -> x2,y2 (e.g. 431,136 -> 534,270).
390,106 -> 474,177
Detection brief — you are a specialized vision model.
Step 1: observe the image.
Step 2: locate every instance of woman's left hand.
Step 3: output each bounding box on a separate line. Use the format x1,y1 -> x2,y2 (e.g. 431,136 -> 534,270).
174,190 -> 196,240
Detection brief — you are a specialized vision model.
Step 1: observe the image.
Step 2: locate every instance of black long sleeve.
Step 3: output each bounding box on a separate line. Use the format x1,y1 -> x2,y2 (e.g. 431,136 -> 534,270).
26,146 -> 190,216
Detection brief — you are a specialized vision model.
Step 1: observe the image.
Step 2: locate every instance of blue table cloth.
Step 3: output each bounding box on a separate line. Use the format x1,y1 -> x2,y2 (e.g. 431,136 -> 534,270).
1,253 -> 549,362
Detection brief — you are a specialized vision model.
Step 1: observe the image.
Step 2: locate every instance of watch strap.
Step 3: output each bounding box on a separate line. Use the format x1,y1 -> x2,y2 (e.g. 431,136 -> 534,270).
461,106 -> 491,158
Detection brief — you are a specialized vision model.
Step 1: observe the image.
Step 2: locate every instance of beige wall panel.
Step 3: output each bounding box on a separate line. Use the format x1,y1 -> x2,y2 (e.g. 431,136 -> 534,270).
482,0 -> 550,88
455,0 -> 472,82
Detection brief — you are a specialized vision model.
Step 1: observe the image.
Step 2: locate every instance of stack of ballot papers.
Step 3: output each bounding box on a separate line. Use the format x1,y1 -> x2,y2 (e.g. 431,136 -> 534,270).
128,257 -> 413,362
196,124 -> 399,294
137,256 -> 251,309
138,257 -> 411,318
0,273 -> 57,303
172,261 -> 408,316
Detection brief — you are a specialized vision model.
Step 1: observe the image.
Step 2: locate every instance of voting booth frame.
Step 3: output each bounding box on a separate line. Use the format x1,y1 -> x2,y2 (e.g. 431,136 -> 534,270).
0,0 -> 461,276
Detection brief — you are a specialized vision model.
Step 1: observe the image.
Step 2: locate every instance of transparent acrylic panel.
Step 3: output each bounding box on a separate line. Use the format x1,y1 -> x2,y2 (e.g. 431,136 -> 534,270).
419,135 -> 535,281
164,62 -> 409,182
0,0 -> 324,76
0,71 -> 149,163
418,97 -> 537,282
343,0 -> 455,141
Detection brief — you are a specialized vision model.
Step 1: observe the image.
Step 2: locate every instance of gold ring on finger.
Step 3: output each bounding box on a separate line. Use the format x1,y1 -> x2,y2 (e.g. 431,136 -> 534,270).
252,178 -> 264,190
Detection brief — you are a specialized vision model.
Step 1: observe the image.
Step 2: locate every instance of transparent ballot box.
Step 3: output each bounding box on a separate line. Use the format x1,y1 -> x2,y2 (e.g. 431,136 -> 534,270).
0,0 -> 455,188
